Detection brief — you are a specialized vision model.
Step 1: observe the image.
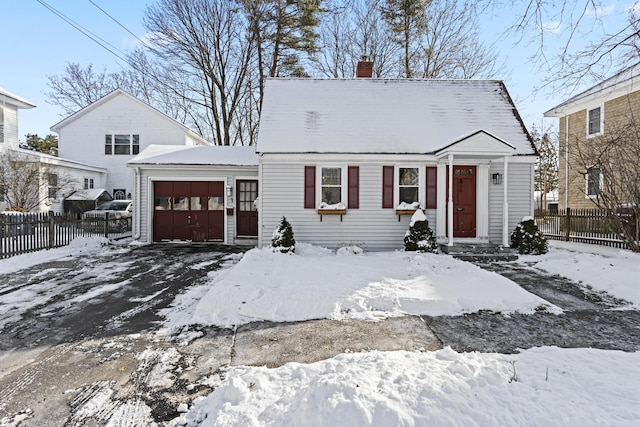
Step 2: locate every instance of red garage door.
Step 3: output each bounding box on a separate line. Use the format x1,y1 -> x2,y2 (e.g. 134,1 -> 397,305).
153,181 -> 224,242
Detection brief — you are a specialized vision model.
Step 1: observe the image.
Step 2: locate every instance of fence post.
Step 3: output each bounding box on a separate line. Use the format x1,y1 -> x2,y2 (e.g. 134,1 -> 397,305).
565,207 -> 571,242
104,211 -> 110,238
48,211 -> 55,249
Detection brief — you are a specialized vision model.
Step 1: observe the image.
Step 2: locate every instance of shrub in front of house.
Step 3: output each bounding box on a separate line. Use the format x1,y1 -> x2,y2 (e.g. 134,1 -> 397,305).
271,216 -> 296,253
404,210 -> 438,253
510,217 -> 548,255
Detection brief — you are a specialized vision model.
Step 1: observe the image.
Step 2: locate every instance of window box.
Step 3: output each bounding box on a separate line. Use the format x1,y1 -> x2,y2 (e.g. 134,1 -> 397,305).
395,209 -> 417,215
318,209 -> 347,215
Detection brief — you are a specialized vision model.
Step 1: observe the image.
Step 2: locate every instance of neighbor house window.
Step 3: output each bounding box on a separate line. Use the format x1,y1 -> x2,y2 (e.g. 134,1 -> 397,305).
48,173 -> 58,199
105,134 -> 140,155
587,107 -> 602,136
113,189 -> 127,200
321,167 -> 342,205
586,166 -> 602,197
84,178 -> 94,190
399,167 -> 419,204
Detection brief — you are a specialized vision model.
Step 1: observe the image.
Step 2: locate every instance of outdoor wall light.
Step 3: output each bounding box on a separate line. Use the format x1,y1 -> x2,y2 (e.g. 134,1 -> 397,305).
226,185 -> 233,196
492,173 -> 503,185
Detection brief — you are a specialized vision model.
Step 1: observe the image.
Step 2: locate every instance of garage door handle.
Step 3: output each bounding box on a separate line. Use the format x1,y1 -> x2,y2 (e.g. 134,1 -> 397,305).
456,207 -> 464,211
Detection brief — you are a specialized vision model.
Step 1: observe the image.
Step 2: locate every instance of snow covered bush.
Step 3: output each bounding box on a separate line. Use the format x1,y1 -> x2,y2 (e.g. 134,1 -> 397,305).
510,217 -> 548,255
271,216 -> 296,253
404,210 -> 437,253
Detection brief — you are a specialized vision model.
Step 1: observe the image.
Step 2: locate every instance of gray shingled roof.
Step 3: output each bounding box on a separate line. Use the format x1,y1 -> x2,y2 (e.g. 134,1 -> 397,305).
256,78 -> 535,155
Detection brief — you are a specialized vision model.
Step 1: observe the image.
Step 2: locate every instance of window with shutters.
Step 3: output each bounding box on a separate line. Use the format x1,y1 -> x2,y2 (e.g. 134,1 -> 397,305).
305,166 -> 356,213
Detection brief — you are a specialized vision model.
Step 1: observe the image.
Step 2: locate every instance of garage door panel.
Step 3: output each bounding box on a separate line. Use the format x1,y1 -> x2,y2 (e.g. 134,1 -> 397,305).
153,181 -> 225,242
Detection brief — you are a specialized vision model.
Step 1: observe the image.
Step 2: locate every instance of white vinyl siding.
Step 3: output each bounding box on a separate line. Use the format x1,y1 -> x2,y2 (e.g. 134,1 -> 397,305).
488,162 -> 535,244
260,157 -> 436,251
135,166 -> 258,244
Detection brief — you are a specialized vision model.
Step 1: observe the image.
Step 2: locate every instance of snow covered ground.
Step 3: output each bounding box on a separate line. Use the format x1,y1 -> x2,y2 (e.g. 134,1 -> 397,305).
2,238 -> 639,426
519,240 -> 640,308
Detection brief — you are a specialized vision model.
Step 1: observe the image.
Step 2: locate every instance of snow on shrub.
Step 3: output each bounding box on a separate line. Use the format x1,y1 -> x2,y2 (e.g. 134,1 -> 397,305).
510,217 -> 548,255
404,210 -> 438,253
271,216 -> 296,253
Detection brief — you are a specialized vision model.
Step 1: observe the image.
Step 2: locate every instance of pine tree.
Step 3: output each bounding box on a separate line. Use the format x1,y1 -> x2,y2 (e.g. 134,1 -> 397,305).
271,216 -> 296,253
404,211 -> 437,252
510,218 -> 548,255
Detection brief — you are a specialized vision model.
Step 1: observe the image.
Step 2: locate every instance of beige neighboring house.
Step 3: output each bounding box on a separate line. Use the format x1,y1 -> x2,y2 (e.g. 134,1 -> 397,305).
1,86 -> 106,213
545,63 -> 640,210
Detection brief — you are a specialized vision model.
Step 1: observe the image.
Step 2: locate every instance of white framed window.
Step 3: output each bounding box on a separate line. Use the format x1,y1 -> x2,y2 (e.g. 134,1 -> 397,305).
586,165 -> 602,197
48,173 -> 58,199
587,107 -> 603,136
84,178 -> 94,190
320,167 -> 343,205
398,167 -> 420,204
105,134 -> 140,155
113,189 -> 127,200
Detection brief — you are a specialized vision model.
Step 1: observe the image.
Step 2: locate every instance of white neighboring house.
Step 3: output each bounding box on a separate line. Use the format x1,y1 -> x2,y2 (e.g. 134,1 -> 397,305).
128,144 -> 258,245
256,76 -> 538,251
50,89 -> 209,203
1,86 -> 106,213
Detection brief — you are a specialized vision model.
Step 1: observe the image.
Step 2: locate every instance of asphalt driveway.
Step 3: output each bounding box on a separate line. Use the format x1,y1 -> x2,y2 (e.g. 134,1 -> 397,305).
0,244 -> 638,426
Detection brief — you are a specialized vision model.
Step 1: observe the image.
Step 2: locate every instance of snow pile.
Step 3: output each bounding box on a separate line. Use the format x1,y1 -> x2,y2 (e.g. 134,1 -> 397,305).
520,240 -> 640,308
318,202 -> 346,210
396,201 -> 421,210
0,237 -> 111,274
185,347 -> 640,426
183,245 -> 559,329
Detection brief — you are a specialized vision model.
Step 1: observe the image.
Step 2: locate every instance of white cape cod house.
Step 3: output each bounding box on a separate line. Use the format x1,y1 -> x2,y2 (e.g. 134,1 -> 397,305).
256,78 -> 538,251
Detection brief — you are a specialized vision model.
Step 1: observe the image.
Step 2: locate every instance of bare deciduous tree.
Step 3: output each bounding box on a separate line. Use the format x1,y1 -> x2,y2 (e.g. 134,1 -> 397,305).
530,124 -> 559,209
144,0 -> 255,145
0,150 -> 77,212
508,0 -> 640,92
568,107 -> 640,251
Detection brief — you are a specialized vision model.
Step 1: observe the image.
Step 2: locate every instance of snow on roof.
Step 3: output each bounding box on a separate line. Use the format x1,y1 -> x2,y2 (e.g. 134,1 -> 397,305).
0,87 -> 36,109
128,144 -> 258,166
256,78 -> 534,155
545,62 -> 640,116
65,188 -> 112,201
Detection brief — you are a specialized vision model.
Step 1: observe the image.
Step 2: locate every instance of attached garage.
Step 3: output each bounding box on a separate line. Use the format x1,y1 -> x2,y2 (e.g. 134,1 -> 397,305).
153,181 -> 225,242
128,145 -> 259,245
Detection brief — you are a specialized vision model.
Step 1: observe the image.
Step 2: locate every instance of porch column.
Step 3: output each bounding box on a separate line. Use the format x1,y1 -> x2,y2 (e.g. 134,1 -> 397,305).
436,163 -> 447,241
447,154 -> 454,246
502,155 -> 509,246
477,164 -> 489,240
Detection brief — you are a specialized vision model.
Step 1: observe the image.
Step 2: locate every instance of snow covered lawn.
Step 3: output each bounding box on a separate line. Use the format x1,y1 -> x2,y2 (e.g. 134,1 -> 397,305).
163,243 -> 561,330
185,347 -> 640,426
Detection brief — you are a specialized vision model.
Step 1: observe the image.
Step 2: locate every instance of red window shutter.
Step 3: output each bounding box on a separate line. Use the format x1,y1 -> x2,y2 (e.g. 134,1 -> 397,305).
426,166 -> 437,209
382,166 -> 394,208
304,166 -> 316,208
348,166 -> 359,209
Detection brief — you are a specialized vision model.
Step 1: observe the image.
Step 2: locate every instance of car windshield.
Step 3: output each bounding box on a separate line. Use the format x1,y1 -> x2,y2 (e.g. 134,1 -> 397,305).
97,202 -> 130,211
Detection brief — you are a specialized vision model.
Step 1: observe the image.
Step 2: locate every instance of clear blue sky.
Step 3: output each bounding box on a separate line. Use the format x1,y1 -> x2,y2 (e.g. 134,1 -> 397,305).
0,0 -> 632,139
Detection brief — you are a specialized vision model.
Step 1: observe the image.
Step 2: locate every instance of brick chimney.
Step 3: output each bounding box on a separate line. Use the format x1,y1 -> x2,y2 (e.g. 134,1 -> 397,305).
356,58 -> 373,78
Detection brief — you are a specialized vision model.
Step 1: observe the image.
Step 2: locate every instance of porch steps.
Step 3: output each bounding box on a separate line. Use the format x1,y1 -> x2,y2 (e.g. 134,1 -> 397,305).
439,243 -> 518,262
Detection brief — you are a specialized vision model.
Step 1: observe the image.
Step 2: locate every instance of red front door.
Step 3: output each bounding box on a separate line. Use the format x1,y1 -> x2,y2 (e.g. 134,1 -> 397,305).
449,166 -> 476,238
153,181 -> 224,242
236,180 -> 258,237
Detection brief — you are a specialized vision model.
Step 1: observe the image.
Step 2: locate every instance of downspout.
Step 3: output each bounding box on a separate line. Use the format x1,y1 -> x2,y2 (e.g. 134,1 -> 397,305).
447,154 -> 454,246
502,156 -> 509,247
564,113 -> 569,210
134,166 -> 141,240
